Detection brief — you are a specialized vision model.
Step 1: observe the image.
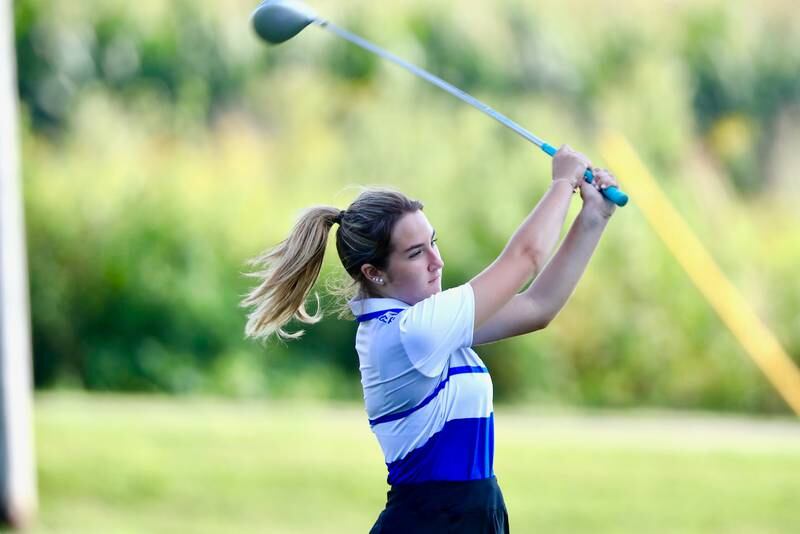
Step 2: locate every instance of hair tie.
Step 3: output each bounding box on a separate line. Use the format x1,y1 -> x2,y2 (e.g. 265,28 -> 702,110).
334,210 -> 345,225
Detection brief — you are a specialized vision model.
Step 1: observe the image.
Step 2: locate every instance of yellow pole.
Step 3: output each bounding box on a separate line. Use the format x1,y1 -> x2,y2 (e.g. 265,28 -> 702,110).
599,131 -> 800,416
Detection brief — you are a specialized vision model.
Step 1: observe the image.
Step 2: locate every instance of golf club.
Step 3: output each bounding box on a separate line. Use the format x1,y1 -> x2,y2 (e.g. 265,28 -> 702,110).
251,0 -> 629,207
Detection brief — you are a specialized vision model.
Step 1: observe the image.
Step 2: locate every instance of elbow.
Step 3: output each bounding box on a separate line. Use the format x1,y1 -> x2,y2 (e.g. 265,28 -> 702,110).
534,315 -> 553,332
522,297 -> 554,332
533,299 -> 558,331
503,240 -> 546,277
519,245 -> 546,277
538,307 -> 561,329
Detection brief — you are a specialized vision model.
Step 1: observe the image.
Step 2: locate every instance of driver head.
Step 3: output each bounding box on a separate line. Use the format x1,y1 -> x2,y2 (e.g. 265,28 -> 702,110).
251,0 -> 318,44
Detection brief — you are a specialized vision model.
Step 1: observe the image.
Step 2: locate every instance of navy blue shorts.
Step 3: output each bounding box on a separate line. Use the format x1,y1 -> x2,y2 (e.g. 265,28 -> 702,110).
369,476 -> 509,533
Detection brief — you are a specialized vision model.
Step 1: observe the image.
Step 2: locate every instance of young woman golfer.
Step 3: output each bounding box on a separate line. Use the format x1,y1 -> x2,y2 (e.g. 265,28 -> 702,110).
242,146 -> 619,533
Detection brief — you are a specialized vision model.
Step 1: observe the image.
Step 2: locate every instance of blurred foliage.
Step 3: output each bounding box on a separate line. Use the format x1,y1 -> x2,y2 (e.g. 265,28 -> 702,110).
14,0 -> 800,412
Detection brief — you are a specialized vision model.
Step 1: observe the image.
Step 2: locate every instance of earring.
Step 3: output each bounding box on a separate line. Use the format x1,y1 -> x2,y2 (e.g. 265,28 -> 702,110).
375,278 -> 384,284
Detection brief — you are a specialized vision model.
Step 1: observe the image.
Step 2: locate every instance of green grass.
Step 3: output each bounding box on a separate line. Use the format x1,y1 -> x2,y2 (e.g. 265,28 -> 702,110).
31,393 -> 800,533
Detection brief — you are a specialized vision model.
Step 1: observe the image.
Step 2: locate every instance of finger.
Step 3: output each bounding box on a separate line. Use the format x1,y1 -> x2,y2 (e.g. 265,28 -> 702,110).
600,170 -> 618,189
593,168 -> 616,189
580,183 -> 600,202
591,167 -> 605,187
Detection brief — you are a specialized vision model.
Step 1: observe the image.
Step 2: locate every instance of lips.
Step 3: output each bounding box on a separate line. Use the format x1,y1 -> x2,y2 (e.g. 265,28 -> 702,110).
429,274 -> 441,284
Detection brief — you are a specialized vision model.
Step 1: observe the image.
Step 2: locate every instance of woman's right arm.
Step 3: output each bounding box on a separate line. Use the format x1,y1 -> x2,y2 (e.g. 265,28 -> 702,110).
469,146 -> 589,329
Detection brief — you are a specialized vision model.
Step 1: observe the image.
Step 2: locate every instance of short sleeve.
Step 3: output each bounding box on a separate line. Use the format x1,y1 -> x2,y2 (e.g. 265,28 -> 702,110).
398,283 -> 475,377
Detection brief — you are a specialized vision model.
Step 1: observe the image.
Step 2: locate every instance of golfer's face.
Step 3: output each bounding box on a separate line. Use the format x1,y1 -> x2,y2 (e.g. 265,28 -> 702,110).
385,211 -> 444,305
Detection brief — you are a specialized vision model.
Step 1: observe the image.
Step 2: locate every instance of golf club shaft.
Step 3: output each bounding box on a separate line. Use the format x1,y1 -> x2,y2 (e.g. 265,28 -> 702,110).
320,20 -> 547,148
317,19 -> 629,207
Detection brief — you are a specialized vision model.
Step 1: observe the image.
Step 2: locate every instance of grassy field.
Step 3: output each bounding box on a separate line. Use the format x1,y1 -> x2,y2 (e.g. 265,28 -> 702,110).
31,393 -> 800,533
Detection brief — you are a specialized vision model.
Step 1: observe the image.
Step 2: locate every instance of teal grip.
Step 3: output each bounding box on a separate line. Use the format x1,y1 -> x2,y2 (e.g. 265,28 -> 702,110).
541,143 -> 558,156
597,185 -> 628,206
540,143 -> 629,207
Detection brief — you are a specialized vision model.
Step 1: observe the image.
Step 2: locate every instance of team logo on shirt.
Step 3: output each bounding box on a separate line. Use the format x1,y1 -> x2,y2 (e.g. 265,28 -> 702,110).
379,311 -> 400,324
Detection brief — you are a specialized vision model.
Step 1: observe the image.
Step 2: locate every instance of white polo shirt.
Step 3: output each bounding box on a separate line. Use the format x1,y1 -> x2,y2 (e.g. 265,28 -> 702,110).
350,283 -> 495,485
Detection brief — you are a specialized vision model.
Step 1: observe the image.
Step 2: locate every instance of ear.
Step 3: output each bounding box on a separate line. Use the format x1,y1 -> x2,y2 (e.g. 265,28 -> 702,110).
361,264 -> 386,285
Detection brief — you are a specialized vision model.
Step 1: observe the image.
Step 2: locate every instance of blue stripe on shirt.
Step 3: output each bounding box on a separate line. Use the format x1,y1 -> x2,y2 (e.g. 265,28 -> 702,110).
386,413 -> 495,485
369,366 -> 489,426
356,308 -> 406,323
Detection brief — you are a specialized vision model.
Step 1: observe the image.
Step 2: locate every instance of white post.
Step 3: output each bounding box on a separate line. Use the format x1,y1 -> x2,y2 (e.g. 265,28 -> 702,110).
0,0 -> 38,527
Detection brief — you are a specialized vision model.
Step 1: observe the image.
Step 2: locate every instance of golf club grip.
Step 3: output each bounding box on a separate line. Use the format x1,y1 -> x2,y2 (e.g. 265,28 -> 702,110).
541,143 -> 629,207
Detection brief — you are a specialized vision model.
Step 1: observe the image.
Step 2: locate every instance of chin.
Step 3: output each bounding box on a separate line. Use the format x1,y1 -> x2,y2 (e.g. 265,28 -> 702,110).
427,284 -> 442,297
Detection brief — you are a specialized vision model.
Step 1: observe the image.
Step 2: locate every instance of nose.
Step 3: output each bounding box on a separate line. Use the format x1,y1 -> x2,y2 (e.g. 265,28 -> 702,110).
428,247 -> 444,271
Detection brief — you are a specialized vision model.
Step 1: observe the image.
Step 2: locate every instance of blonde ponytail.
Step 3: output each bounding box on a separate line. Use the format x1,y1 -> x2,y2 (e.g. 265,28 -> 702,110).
242,187 -> 423,343
241,205 -> 340,342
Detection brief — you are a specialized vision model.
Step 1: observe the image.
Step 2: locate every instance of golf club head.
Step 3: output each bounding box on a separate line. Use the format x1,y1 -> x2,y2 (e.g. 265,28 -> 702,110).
252,0 -> 318,44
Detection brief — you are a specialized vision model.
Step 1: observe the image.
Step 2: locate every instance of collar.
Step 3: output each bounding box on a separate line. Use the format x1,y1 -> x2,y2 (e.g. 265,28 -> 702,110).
349,297 -> 410,323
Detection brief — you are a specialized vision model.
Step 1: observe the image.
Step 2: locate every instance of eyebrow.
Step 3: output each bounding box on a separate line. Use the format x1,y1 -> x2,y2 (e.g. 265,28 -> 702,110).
403,229 -> 437,254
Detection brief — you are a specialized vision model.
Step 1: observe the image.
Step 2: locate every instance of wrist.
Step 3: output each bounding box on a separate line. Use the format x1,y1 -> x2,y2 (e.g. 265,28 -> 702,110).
551,178 -> 578,191
577,207 -> 612,229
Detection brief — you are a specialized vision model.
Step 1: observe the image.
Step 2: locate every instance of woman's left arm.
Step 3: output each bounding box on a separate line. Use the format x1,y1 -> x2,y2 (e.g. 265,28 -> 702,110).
473,170 -> 617,345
